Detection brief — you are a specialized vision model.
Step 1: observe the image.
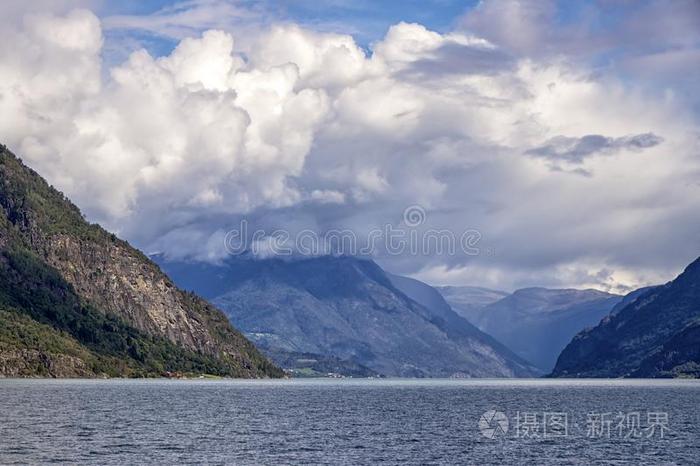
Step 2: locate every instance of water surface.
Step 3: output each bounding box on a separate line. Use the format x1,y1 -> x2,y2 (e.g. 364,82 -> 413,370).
1,378 -> 698,464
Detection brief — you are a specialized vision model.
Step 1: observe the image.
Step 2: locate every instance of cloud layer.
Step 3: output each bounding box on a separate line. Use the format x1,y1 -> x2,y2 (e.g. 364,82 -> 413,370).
1,2 -> 699,292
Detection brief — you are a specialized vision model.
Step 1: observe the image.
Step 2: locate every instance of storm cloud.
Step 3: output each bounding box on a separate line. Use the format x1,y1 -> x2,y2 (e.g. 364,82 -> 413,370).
527,133 -> 664,164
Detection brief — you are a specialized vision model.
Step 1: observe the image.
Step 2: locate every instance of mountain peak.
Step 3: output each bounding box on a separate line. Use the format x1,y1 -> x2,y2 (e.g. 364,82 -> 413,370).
158,254 -> 540,377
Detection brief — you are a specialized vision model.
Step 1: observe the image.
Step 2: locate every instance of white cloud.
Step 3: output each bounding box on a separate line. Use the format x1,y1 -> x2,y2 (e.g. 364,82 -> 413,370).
309,190 -> 345,204
1,6 -> 699,291
2,10 -> 328,224
247,24 -> 369,90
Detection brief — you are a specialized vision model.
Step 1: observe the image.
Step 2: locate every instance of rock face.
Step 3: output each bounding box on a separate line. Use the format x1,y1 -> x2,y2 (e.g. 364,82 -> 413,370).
0,349 -> 92,378
158,255 -> 540,378
465,288 -> 622,372
550,257 -> 700,378
0,145 -> 281,378
44,234 -> 230,355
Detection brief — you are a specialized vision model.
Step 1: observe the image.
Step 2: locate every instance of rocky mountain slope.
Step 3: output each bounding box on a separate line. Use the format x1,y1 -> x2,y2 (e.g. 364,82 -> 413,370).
157,255 -> 539,378
0,144 -> 281,378
551,257 -> 700,378
387,274 -> 540,374
469,288 -> 622,372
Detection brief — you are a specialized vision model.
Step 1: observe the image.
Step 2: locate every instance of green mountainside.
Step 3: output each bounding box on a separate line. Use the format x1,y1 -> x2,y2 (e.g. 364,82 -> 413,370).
0,144 -> 282,378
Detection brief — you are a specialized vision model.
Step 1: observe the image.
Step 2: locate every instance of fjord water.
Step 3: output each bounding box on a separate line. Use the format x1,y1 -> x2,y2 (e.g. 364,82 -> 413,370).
1,379 -> 698,465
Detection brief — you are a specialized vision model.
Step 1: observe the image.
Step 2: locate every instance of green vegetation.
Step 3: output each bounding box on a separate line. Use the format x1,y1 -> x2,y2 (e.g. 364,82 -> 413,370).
0,246 -> 255,377
0,307 -> 95,360
265,349 -> 380,378
0,148 -> 97,240
0,145 -> 283,378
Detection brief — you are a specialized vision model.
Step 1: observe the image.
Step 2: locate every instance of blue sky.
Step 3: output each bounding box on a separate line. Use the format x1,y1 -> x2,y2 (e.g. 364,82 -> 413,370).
94,0 -> 481,63
94,1 -> 629,51
93,0 -> 700,108
98,0 -> 478,43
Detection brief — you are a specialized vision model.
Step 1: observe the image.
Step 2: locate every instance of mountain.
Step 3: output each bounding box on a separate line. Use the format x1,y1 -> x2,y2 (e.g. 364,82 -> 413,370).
436,286 -> 509,324
388,274 -> 455,318
0,144 -> 281,378
551,258 -> 700,378
632,322 -> 700,378
609,286 -> 659,315
387,274 -> 541,374
474,288 -> 622,372
157,255 -> 540,378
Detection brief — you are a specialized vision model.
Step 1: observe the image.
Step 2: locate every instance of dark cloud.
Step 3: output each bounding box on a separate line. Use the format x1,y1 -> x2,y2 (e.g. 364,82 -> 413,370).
459,0 -> 700,116
400,42 -> 515,79
526,133 -> 663,164
460,0 -> 700,62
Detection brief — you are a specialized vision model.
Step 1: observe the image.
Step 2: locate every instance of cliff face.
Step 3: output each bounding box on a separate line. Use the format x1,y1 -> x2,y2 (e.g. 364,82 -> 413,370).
550,257 -> 700,378
0,144 -> 282,378
44,234 -> 228,355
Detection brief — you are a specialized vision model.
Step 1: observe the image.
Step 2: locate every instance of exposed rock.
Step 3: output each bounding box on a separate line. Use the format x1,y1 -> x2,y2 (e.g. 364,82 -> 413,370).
44,234 -> 221,355
0,349 -> 93,378
158,255 -> 540,378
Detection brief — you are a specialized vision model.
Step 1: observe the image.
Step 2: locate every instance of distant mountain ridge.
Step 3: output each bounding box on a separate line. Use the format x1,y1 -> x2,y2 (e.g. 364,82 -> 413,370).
157,255 -> 540,378
551,257 -> 700,378
386,273 -> 540,373
0,144 -> 281,378
440,285 -> 622,372
436,286 -> 509,323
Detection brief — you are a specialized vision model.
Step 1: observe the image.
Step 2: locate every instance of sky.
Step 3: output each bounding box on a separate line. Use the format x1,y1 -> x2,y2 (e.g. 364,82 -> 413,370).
0,0 -> 699,292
